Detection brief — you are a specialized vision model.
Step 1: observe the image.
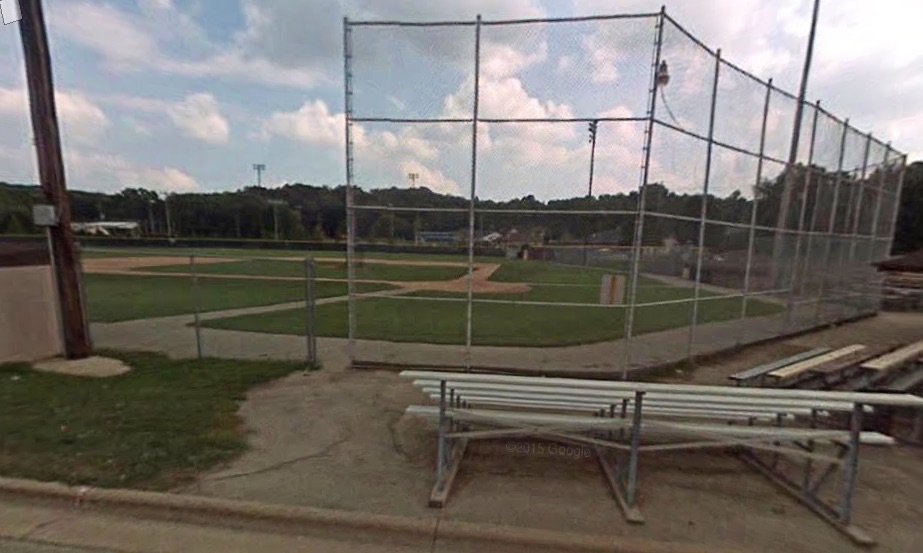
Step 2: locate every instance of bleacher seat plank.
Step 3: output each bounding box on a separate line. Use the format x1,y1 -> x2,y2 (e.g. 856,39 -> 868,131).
768,345 -> 866,380
807,345 -> 891,375
729,347 -> 831,384
860,340 -> 923,371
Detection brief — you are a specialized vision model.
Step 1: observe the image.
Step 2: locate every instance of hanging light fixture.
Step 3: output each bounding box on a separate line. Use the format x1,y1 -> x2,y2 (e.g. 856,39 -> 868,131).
656,60 -> 670,87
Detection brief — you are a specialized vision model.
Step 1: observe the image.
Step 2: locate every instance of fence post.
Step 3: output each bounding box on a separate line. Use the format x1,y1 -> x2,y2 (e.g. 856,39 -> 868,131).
737,79 -> 773,346
814,117 -> 850,326
885,155 -> 908,257
841,133 -> 872,316
863,144 -> 891,313
464,14 -> 482,372
342,17 -> 357,368
623,8 -> 665,380
304,257 -> 317,367
74,245 -> 93,350
686,48 -> 722,360
783,100 -> 820,333
190,254 -> 203,359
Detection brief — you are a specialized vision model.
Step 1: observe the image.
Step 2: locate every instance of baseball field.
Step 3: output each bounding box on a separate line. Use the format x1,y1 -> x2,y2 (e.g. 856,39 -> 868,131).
82,247 -> 782,346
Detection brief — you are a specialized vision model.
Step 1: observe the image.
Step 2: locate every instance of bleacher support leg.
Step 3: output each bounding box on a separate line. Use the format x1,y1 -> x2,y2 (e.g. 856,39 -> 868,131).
436,380 -> 447,488
838,403 -> 863,524
626,391 -> 644,507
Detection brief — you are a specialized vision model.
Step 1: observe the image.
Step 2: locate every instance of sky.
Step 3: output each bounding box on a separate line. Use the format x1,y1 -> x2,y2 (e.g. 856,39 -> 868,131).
0,0 -> 920,201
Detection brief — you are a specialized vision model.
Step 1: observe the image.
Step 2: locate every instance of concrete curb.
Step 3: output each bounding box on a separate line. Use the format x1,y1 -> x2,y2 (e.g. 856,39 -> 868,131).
0,476 -> 745,553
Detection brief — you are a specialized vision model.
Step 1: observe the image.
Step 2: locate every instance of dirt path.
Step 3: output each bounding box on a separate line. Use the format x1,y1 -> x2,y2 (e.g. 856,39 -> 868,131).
83,256 -> 235,272
82,256 -> 529,295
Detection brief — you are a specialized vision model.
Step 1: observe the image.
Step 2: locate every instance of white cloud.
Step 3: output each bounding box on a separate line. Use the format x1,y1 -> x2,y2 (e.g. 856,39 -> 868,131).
56,92 -> 110,143
167,94 -> 230,144
50,1 -> 327,89
67,150 -> 199,192
103,93 -> 230,144
260,99 -> 343,147
480,41 -> 548,79
0,85 -> 109,144
400,160 -> 459,195
51,2 -> 158,66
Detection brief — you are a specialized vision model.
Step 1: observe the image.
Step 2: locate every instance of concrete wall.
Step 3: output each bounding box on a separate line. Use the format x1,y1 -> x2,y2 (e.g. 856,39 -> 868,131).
0,264 -> 63,363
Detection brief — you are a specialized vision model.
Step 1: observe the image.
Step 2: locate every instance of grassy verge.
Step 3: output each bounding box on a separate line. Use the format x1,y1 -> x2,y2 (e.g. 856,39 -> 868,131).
86,273 -> 393,322
140,258 -> 467,281
488,259 -> 618,285
0,351 -> 303,489
201,295 -> 782,347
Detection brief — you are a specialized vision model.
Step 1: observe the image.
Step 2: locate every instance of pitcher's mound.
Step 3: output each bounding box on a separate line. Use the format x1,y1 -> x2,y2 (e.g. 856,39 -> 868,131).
34,356 -> 131,378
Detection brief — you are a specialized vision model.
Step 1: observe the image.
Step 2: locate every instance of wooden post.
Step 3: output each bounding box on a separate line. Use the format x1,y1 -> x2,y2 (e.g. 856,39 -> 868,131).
19,0 -> 91,358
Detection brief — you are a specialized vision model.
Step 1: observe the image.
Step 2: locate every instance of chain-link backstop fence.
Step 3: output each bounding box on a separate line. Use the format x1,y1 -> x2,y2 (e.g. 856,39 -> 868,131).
343,10 -> 906,375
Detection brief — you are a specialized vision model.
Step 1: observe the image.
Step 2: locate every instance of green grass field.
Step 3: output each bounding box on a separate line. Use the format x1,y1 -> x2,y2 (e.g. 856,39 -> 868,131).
86,274 -> 392,322
488,260 -> 616,285
202,294 -> 781,347
0,351 -> 303,489
140,258 -> 467,281
83,246 -> 783,346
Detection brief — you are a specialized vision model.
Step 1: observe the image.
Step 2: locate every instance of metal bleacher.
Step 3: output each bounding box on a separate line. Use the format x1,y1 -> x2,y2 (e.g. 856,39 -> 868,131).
402,370 -> 923,546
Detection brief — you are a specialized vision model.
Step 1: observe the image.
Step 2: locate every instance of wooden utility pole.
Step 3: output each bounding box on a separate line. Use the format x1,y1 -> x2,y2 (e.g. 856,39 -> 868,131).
19,0 -> 92,358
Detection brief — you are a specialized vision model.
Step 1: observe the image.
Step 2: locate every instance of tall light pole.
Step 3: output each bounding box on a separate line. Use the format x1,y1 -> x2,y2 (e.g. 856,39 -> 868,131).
407,172 -> 419,188
268,199 -> 284,241
587,119 -> 599,197
253,163 -> 266,188
147,199 -> 155,235
163,192 -> 174,240
773,0 -> 821,286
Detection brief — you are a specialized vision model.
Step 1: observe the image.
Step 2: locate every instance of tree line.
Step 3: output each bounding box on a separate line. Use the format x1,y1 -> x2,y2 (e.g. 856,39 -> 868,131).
1,160 -> 920,253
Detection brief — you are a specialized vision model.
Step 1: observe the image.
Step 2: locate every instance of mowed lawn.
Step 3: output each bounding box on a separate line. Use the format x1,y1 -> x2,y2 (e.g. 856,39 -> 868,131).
85,273 -> 393,322
488,259 -> 618,285
201,261 -> 783,346
202,295 -> 780,346
140,258 -> 468,282
0,351 -> 303,489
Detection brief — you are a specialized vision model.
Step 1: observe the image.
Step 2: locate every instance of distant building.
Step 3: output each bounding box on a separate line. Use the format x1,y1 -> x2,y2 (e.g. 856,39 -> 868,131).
71,221 -> 140,237
415,230 -> 463,244
587,228 -> 624,245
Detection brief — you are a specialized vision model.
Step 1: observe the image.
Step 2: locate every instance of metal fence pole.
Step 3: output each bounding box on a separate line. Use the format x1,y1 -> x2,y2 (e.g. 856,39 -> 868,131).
783,101 -> 820,333
343,17 -> 357,367
842,133 -> 871,315
304,257 -> 317,367
74,246 -> 93,350
814,117 -> 849,326
864,144 -> 891,312
686,49 -> 722,360
464,15 -> 482,371
623,9 -> 665,379
190,254 -> 203,359
885,155 -> 908,256
737,79 -> 773,346
801,109 -> 826,304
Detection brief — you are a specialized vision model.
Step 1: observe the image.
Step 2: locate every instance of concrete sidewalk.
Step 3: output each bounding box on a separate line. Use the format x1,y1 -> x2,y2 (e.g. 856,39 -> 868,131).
0,495 -> 428,553
89,299 -> 860,374
0,482 -> 731,553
